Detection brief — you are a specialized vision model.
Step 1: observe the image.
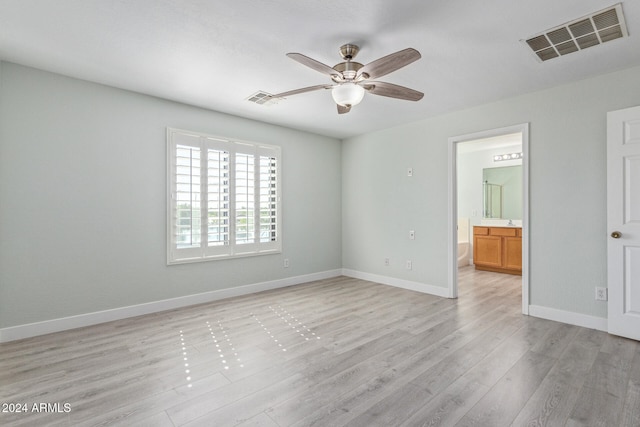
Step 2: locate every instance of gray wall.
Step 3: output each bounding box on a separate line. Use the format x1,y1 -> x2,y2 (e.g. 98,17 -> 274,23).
342,65 -> 640,319
0,62 -> 342,328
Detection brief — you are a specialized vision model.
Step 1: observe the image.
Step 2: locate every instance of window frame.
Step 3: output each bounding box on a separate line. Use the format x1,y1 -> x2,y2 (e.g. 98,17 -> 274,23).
167,128 -> 282,265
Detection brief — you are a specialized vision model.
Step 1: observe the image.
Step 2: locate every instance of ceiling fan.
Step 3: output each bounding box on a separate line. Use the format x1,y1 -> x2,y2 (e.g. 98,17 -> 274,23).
267,44 -> 424,114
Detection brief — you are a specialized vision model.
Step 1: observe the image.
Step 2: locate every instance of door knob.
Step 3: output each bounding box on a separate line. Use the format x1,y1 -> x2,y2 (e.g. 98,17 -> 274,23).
611,231 -> 622,239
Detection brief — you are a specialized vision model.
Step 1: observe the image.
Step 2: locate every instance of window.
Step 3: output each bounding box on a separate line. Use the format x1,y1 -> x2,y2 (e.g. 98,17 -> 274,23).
167,128 -> 281,264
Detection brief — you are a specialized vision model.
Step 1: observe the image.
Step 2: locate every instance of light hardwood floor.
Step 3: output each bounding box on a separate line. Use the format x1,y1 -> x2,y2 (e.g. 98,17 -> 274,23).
1,267 -> 639,426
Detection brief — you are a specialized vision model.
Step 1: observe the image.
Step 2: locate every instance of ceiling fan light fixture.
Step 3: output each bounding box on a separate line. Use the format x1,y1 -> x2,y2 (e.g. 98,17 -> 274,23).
331,83 -> 365,107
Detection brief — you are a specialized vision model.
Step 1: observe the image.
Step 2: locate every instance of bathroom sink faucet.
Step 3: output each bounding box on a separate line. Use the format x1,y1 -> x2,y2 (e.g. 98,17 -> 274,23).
507,219 -> 514,226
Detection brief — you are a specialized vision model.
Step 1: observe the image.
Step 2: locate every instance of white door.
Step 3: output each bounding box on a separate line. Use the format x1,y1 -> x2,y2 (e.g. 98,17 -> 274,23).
607,105 -> 640,341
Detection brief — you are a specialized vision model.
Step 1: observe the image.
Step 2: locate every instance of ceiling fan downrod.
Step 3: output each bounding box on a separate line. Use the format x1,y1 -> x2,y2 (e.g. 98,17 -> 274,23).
333,44 -> 364,82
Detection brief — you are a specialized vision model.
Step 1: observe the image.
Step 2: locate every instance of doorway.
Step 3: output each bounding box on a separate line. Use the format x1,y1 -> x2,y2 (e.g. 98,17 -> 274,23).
447,124 -> 529,314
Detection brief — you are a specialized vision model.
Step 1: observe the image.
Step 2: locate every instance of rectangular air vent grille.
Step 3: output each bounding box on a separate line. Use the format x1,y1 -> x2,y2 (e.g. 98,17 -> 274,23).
524,3 -> 628,62
246,91 -> 281,106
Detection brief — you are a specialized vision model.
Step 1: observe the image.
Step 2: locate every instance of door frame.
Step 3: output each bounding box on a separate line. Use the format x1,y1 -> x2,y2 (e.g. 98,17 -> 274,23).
447,123 -> 530,314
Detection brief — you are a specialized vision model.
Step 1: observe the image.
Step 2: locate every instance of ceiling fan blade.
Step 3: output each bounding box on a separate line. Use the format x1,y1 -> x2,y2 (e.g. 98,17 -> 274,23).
363,81 -> 424,101
269,84 -> 333,99
287,53 -> 342,79
358,48 -> 421,80
337,104 -> 351,114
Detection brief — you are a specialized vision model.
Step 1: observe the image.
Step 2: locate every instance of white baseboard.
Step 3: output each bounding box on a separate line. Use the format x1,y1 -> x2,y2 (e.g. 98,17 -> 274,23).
341,269 -> 450,298
528,305 -> 608,332
0,269 -> 342,343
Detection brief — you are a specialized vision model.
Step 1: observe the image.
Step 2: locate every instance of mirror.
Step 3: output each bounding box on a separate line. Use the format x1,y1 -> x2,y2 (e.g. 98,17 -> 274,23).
482,165 -> 522,219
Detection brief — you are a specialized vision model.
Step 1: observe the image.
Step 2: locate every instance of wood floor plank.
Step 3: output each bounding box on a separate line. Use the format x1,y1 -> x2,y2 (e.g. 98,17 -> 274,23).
235,412 -> 280,427
620,345 -> 640,426
582,342 -> 636,399
565,385 -> 623,427
90,408 -> 176,427
530,322 -> 580,359
399,378 -> 490,427
620,378 -> 640,427
180,373 -> 308,426
454,350 -> 557,426
454,319 -> 550,390
165,371 -> 302,425
510,328 -> 606,426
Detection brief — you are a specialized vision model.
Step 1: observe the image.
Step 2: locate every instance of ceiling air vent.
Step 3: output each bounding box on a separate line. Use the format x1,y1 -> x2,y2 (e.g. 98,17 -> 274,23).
524,3 -> 628,62
246,91 -> 281,106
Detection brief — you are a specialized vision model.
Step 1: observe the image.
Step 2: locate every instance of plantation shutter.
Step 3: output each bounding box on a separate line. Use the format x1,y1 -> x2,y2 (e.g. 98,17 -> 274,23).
204,140 -> 231,257
168,129 -> 281,264
259,153 -> 278,245
169,131 -> 203,261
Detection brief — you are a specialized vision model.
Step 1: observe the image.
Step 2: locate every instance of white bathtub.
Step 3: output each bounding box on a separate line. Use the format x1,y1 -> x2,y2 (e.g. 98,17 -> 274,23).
457,241 -> 470,267
457,218 -> 470,267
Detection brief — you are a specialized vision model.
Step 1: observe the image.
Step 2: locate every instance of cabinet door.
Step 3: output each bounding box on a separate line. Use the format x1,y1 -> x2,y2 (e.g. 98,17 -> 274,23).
474,235 -> 503,268
504,237 -> 522,271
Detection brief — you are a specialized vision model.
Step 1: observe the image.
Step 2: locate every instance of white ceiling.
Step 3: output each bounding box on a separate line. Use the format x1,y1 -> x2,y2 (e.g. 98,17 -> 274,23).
1,1 -> 639,139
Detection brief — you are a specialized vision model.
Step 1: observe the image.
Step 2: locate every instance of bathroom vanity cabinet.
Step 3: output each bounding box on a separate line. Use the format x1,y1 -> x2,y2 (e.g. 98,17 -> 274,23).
473,226 -> 522,275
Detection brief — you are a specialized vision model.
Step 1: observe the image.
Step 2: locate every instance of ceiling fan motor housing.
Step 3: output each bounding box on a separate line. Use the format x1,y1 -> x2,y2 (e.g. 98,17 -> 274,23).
332,61 -> 364,81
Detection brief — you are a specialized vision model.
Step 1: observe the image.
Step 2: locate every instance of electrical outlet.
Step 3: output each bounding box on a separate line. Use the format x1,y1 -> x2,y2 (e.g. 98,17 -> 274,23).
595,287 -> 607,301
406,260 -> 412,270
384,258 -> 390,266
409,230 -> 415,240
284,258 -> 290,268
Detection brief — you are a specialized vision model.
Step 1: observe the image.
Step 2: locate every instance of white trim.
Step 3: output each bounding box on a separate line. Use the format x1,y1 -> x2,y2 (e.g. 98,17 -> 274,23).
0,269 -> 342,343
447,136 -> 458,299
448,123 -> 530,314
528,305 -> 608,332
341,269 -> 450,298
